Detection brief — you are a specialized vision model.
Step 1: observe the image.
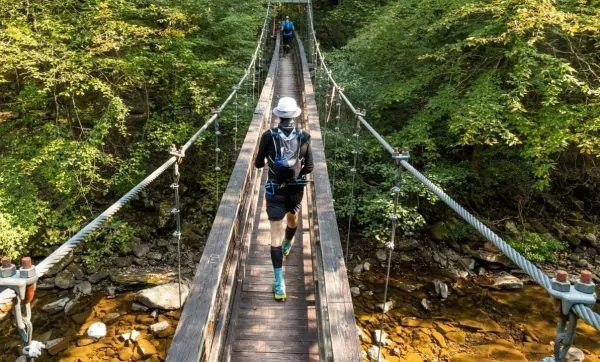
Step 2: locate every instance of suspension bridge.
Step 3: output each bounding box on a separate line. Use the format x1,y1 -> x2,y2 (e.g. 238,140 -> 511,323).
1,1 -> 599,361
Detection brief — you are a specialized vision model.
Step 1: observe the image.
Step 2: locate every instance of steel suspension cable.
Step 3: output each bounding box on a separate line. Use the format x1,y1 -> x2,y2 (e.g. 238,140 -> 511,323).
377,166 -> 401,362
331,91 -> 342,195
214,115 -> 222,204
345,110 -> 362,259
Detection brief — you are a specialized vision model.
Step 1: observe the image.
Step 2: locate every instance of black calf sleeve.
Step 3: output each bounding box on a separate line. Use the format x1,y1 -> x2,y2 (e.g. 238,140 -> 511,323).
270,246 -> 283,268
285,226 -> 297,241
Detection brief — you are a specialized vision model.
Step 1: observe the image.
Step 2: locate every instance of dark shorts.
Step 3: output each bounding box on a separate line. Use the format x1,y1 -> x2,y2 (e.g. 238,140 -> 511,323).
265,183 -> 304,221
283,35 -> 293,46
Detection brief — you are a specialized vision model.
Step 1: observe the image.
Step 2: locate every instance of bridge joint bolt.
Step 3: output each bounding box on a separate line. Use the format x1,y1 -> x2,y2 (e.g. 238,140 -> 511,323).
1,257 -> 16,278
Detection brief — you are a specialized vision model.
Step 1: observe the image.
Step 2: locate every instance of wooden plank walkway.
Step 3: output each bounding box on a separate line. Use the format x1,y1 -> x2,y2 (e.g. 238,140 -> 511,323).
225,50 -> 319,362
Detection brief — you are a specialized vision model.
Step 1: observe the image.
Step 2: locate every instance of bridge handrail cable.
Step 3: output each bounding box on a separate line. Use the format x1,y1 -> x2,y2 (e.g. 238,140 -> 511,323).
306,0 -> 600,334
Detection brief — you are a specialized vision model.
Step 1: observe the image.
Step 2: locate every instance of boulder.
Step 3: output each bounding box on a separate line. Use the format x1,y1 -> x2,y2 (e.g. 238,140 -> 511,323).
432,279 -> 449,299
131,302 -> 150,312
350,287 -> 361,297
375,249 -> 387,262
114,256 -> 133,268
430,221 -> 449,241
353,264 -> 363,275
42,297 -> 70,314
397,239 -> 419,251
46,337 -> 71,356
493,274 -> 523,290
470,249 -> 513,267
134,283 -> 190,310
88,271 -> 109,284
363,262 -> 371,271
64,298 -> 79,315
74,281 -> 92,296
55,270 -> 75,289
132,243 -> 151,258
421,298 -> 431,311
67,263 -> 85,280
87,322 -> 107,339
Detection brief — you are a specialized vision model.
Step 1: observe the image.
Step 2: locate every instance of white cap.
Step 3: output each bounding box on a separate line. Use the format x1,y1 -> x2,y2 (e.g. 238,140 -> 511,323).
272,96 -> 301,118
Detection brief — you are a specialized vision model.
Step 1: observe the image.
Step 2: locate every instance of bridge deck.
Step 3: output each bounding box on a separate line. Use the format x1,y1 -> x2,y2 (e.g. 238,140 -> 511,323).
225,51 -> 319,361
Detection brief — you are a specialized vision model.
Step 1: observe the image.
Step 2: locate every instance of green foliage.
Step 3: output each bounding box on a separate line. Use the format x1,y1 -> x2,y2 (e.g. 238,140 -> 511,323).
507,231 -> 566,263
326,0 -> 600,191
0,0 -> 266,257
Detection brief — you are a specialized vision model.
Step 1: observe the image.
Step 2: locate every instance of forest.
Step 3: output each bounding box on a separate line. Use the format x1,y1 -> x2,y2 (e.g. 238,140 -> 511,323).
1,0 -> 599,264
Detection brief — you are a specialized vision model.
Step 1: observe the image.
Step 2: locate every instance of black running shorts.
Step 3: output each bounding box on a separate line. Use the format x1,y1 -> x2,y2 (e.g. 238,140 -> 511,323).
265,184 -> 304,221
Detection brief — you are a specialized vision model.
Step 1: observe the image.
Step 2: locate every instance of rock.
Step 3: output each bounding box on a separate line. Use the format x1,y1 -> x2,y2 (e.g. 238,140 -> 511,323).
102,312 -> 121,325
401,317 -> 433,328
135,283 -> 189,310
432,279 -> 449,299
36,330 -> 53,342
77,338 -> 96,346
42,297 -> 70,314
445,330 -> 466,344
150,320 -> 175,338
505,221 -> 520,235
493,274 -> 523,290
87,322 -> 107,339
114,256 -> 133,268
367,345 -> 385,362
46,337 -> 71,355
372,330 -> 389,345
458,318 -> 503,333
106,285 -> 116,298
395,282 -> 417,293
74,281 -> 92,296
397,239 -> 419,251
147,252 -> 163,261
461,258 -> 476,270
421,298 -> 431,311
377,300 -> 394,313
71,311 -> 88,324
350,287 -> 361,297
565,347 -> 584,362
118,346 -> 134,361
55,270 -> 75,289
577,259 -> 588,268
363,262 -> 371,271
470,249 -> 513,267
431,221 -> 448,241
132,302 -> 150,312
431,330 -> 447,348
130,329 -> 140,341
375,249 -> 387,262
435,322 -> 456,335
137,339 -> 157,357
37,281 -> 56,290
353,264 -> 364,274
132,243 -> 151,258
88,271 -> 109,284
111,270 -> 175,286
67,263 -> 85,280
150,321 -> 170,334
64,298 -> 79,315
567,234 -> 582,247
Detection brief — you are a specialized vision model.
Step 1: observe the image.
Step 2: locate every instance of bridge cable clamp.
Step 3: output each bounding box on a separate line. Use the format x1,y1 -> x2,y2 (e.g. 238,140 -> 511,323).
392,150 -> 411,165
23,340 -> 45,358
1,257 -> 38,343
548,270 -> 596,361
169,144 -> 185,163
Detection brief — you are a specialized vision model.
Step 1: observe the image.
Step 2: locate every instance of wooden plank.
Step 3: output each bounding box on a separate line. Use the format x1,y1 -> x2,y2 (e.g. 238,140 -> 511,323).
295,35 -> 362,361
243,283 -> 308,293
166,34 -> 281,362
234,318 -> 317,332
236,306 -> 315,320
230,352 -> 319,362
232,340 -> 319,355
236,329 -> 317,341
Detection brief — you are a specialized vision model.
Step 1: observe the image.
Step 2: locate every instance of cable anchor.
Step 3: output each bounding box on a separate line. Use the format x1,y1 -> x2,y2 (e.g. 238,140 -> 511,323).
1,257 -> 38,343
548,270 -> 596,361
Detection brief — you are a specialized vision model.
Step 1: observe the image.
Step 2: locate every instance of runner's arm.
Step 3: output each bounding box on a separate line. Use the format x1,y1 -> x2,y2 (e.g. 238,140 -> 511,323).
300,137 -> 313,175
254,132 -> 269,169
